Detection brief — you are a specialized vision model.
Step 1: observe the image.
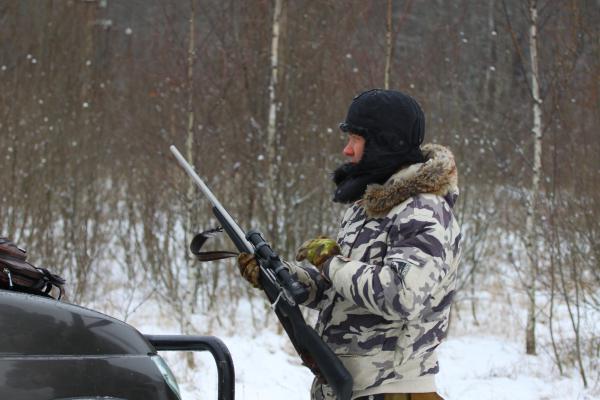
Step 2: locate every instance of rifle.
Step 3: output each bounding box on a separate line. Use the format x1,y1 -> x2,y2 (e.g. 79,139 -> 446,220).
170,145 -> 352,400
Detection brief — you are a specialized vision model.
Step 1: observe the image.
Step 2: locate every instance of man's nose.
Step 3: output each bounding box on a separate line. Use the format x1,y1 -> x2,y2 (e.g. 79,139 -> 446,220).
343,143 -> 354,157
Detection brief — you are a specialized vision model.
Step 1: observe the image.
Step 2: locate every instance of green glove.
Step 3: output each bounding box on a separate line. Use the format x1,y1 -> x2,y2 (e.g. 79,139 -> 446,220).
295,236 -> 341,268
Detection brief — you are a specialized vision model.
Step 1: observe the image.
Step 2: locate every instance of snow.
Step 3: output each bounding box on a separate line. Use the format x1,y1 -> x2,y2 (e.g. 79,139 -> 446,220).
119,299 -> 598,400
199,333 -> 313,400
437,336 -> 591,400
135,310 -> 313,400
90,251 -> 598,400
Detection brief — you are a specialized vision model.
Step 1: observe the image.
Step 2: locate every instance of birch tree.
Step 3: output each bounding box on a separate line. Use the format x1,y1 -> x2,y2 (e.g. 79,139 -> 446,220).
501,0 -> 545,356
524,0 -> 543,355
383,0 -> 413,90
184,0 -> 198,367
266,0 -> 285,241
384,0 -> 393,89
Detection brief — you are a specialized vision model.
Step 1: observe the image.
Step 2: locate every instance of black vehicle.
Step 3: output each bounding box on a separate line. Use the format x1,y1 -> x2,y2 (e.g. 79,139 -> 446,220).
0,289 -> 235,400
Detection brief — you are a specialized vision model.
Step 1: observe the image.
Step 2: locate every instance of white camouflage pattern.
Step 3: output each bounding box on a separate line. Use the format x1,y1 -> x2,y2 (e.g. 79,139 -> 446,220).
287,144 -> 462,399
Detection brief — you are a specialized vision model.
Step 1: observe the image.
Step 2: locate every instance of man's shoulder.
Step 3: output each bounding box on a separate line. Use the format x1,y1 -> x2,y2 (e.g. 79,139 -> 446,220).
386,193 -> 459,230
387,192 -> 451,215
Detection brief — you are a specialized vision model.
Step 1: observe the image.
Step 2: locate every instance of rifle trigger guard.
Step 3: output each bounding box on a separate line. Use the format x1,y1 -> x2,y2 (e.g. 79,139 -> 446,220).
271,291 -> 283,311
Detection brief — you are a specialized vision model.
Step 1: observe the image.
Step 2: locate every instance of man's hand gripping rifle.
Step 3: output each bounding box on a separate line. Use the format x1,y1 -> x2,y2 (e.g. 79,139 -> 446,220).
170,145 -> 352,400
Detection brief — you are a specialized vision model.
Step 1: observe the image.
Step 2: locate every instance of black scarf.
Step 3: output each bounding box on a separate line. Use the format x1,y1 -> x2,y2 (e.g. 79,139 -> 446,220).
332,146 -> 425,204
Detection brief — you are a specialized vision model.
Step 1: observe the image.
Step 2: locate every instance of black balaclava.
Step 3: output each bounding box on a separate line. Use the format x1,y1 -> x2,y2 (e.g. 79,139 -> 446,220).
333,89 -> 426,204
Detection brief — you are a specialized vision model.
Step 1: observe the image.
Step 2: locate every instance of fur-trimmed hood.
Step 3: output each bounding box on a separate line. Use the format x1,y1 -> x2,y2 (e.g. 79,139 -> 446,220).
362,143 -> 459,217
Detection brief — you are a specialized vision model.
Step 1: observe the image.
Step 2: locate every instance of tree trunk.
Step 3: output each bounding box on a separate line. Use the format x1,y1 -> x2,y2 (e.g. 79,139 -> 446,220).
524,0 -> 542,356
384,0 -> 393,89
483,0 -> 497,113
185,0 -> 197,369
266,0 -> 285,247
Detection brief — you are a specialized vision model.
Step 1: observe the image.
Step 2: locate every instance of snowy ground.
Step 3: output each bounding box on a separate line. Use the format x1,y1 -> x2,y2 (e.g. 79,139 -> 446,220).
161,334 -> 594,400
112,297 -> 598,400
437,336 -> 591,400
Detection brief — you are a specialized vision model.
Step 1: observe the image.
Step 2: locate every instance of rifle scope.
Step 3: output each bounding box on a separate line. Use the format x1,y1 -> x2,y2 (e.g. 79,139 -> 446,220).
246,230 -> 309,304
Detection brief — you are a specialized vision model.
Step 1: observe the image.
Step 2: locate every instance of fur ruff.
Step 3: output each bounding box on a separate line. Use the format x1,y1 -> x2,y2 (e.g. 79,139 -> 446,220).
362,143 -> 458,217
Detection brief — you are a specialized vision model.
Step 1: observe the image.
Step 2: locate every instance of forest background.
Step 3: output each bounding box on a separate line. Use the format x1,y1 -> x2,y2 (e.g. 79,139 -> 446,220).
1,0 -> 599,398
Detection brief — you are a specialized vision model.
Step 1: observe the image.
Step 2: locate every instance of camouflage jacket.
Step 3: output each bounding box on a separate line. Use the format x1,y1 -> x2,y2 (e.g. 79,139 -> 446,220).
287,144 -> 462,399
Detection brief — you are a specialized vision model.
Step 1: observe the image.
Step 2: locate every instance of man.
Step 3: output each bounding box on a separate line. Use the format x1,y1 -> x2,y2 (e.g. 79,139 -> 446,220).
239,89 -> 461,400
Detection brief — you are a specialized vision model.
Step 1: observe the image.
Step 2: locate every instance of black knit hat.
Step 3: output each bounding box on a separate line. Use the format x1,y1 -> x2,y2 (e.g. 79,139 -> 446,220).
339,89 -> 425,152
332,89 -> 426,203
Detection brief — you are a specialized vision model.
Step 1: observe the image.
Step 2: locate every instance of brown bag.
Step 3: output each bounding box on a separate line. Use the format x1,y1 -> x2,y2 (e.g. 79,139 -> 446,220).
0,237 -> 65,299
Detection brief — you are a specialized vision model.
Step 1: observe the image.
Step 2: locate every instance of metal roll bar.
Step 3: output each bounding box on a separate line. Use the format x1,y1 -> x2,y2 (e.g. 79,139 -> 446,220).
145,334 -> 235,400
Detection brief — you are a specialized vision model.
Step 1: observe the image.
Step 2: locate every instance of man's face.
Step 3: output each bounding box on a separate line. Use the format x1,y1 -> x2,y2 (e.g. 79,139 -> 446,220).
342,133 -> 366,164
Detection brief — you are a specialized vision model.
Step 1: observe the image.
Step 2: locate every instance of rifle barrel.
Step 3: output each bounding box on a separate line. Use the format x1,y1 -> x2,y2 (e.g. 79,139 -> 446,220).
169,145 -> 253,253
170,144 -> 353,400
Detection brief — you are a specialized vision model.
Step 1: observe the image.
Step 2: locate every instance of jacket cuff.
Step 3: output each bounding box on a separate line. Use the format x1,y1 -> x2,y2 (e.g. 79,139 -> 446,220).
321,255 -> 351,282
